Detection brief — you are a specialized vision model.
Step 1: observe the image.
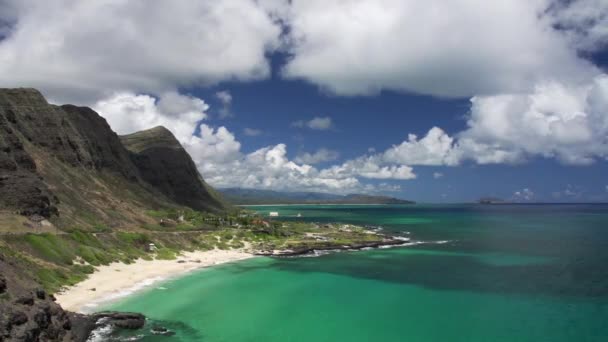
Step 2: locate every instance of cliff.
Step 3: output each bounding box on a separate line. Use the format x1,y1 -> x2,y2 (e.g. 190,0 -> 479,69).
0,88 -> 226,230
121,126 -> 225,212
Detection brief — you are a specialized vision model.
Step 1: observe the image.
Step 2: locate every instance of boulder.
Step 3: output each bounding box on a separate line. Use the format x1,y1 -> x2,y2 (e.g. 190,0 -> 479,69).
34,309 -> 50,329
35,288 -> 46,300
9,311 -> 28,326
15,295 -> 34,306
151,325 -> 175,336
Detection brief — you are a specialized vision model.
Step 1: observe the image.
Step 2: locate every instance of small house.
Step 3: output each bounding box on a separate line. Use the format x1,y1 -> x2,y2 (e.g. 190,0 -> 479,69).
269,212 -> 279,217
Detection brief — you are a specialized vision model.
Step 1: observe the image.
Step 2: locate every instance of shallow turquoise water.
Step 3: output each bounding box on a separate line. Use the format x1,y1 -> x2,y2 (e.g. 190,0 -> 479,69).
106,204 -> 608,341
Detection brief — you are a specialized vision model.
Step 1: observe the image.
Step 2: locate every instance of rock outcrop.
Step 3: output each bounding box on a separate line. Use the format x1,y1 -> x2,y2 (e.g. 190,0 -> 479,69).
121,126 -> 225,212
0,254 -> 73,341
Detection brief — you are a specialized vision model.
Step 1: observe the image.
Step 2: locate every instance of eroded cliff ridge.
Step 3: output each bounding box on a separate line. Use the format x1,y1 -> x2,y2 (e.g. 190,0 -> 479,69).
0,88 -> 225,230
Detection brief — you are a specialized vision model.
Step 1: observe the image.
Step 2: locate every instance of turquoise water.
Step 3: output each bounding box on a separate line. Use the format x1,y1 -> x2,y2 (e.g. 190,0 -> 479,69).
107,204 -> 608,341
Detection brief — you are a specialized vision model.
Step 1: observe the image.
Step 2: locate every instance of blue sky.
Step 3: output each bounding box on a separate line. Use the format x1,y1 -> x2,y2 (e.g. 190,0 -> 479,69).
1,0 -> 608,202
194,56 -> 608,203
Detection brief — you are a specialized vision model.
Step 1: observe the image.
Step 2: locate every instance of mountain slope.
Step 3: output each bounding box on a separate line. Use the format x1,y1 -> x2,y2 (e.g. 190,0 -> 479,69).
120,126 -> 226,212
220,188 -> 415,205
0,88 -> 225,231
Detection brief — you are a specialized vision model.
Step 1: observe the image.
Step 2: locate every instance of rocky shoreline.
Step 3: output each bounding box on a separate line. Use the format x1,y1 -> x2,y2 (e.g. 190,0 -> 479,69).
254,236 -> 410,257
0,253 -> 145,342
68,311 -> 146,342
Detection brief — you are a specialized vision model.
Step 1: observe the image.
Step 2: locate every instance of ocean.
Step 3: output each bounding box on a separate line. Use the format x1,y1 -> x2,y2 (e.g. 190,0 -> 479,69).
103,204 -> 608,341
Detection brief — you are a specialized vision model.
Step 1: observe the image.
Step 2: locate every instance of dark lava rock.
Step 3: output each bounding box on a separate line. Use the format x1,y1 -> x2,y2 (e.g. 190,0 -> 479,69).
93,311 -> 146,329
0,275 -> 6,293
35,288 -> 46,300
33,309 -> 50,329
9,311 -> 28,326
66,313 -> 96,342
15,294 -> 34,306
151,325 -> 176,336
1,251 -> 77,341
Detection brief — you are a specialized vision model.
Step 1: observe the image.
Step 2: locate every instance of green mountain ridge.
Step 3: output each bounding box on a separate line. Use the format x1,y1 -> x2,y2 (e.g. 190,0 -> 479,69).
0,88 -> 226,231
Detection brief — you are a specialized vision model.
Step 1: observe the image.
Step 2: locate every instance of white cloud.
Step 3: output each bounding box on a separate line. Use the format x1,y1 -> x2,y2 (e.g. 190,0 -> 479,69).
373,74 -> 608,167
320,156 -> 416,180
382,127 -> 457,166
455,75 -> 608,165
215,90 -> 232,105
548,0 -> 608,51
280,0 -> 598,97
433,172 -> 443,179
295,148 -> 339,164
0,0 -> 281,104
512,188 -> 535,201
292,116 -> 333,130
243,128 -> 262,136
215,90 -> 233,119
94,92 -> 208,142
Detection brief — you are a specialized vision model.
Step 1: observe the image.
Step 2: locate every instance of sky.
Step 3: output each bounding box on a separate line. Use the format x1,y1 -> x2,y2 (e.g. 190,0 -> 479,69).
1,0 -> 608,202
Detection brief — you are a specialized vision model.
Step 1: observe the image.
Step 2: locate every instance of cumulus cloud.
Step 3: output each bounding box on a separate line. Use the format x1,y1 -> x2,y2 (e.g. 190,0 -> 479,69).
512,188 -> 535,201
294,148 -> 339,164
371,74 -> 608,167
215,90 -> 233,119
320,156 -> 416,180
280,0 -> 598,97
382,127 -> 457,166
455,75 -> 608,165
243,128 -> 262,136
292,116 -> 333,130
94,92 -> 208,142
548,0 -> 608,51
0,0 -> 281,104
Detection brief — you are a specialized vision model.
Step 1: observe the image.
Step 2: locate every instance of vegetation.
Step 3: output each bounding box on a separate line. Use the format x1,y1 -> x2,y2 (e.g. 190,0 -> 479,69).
0,206 -> 390,293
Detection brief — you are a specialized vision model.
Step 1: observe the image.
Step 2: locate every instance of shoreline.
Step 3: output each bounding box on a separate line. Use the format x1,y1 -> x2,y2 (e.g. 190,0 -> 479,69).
55,249 -> 255,313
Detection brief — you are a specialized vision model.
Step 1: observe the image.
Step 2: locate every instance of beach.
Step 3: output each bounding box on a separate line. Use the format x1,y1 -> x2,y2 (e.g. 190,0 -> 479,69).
55,249 -> 255,313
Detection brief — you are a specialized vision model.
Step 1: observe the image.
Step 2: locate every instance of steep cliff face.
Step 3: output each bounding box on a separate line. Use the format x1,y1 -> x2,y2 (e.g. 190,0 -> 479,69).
0,89 -> 64,217
121,126 -> 226,212
0,88 -> 225,229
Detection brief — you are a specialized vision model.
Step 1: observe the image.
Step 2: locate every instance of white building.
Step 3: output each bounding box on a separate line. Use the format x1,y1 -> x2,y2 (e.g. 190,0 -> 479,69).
269,212 -> 279,217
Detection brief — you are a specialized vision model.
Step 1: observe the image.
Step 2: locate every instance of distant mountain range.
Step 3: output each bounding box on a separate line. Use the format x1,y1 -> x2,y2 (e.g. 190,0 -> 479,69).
219,188 -> 415,205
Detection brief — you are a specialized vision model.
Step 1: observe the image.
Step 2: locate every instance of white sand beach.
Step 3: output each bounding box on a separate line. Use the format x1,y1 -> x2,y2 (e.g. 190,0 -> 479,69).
55,249 -> 255,313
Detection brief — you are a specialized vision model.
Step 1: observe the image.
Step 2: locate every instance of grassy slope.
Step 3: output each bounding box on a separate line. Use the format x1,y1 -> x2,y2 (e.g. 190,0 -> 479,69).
0,208 -> 388,294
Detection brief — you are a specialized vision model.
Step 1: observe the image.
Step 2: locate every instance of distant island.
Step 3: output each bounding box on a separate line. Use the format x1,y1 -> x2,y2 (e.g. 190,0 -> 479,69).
219,188 -> 415,205
478,197 -> 506,204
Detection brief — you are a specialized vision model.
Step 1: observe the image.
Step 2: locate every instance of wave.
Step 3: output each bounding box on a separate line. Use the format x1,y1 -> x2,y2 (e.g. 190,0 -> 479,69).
81,276 -> 166,313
